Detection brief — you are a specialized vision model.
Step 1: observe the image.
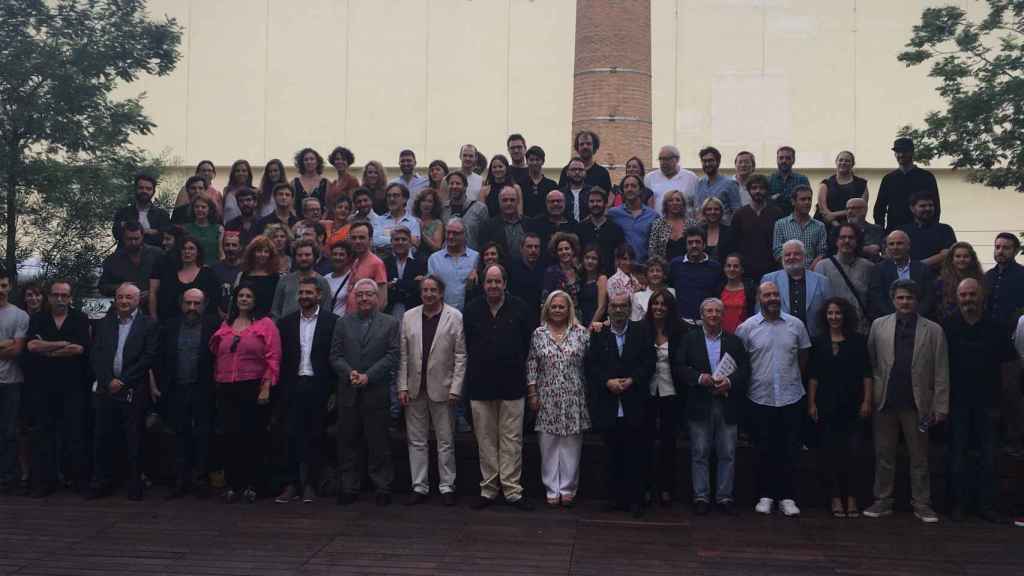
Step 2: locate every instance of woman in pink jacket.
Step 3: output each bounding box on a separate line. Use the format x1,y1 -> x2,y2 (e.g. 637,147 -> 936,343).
210,282 -> 281,503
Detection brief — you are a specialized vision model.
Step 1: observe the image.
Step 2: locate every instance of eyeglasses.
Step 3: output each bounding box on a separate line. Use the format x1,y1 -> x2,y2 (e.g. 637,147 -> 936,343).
230,335 -> 241,353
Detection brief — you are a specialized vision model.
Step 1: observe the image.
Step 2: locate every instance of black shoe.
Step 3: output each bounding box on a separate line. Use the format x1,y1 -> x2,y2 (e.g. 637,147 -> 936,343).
83,483 -> 110,500
470,496 -> 494,510
507,497 -> 534,511
405,492 -> 428,506
694,500 -> 711,516
718,501 -> 738,517
951,506 -> 965,523
978,508 -> 1004,524
442,493 -> 457,507
127,482 -> 144,501
224,489 -> 239,504
630,504 -> 645,519
30,485 -> 55,499
336,492 -> 357,506
603,501 -> 626,512
375,493 -> 391,507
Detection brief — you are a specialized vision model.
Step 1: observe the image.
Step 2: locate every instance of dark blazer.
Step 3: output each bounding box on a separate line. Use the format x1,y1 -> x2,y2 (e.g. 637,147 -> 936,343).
157,314 -> 219,394
672,328 -> 750,424
525,216 -> 579,267
704,223 -> 736,263
383,253 -> 427,314
560,184 -> 592,224
588,321 -> 657,431
92,310 -> 160,395
329,311 -> 400,409
112,203 -> 171,246
867,259 -> 935,320
478,215 -> 525,259
278,309 -> 338,393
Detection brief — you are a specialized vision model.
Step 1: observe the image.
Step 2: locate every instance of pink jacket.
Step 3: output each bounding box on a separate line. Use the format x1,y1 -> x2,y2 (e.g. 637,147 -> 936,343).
210,317 -> 282,386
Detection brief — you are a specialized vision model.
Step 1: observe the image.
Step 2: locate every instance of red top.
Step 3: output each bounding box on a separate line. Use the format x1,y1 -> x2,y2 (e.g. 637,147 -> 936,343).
210,317 -> 282,385
346,252 -> 387,313
721,286 -> 747,334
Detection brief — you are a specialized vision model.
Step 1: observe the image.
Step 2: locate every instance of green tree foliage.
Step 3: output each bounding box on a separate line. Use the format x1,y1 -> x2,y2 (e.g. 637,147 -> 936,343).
898,0 -> 1024,192
0,0 -> 181,290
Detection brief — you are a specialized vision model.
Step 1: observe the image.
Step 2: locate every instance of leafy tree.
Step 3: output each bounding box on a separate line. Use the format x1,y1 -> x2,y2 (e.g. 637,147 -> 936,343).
0,0 -> 181,289
898,0 -> 1024,192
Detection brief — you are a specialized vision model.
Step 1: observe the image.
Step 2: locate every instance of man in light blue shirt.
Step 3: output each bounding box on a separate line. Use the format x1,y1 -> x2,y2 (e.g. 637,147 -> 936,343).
373,182 -> 421,257
389,149 -> 429,211
607,174 -> 659,262
695,147 -> 742,224
427,218 -> 479,311
736,280 -> 811,518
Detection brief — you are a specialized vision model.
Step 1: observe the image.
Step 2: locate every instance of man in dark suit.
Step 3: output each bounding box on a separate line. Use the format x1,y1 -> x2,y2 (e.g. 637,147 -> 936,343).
674,297 -> 750,516
525,190 -> 578,267
382,226 -> 427,319
330,278 -> 400,506
158,288 -> 219,499
88,282 -> 160,500
112,173 -> 171,248
588,290 -> 656,517
867,230 -> 935,320
275,277 -> 338,504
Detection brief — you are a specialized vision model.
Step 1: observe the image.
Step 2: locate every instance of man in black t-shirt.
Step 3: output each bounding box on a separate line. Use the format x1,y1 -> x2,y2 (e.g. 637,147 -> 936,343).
224,187 -> 260,248
557,130 -> 612,192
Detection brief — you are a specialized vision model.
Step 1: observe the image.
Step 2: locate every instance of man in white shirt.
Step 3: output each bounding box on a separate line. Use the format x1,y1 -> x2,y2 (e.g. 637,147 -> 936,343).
645,145 -> 698,215
324,241 -> 352,318
459,144 -> 484,200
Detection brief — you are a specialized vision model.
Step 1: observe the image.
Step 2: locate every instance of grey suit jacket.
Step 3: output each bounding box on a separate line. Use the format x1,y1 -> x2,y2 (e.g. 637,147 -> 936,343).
329,310 -> 400,408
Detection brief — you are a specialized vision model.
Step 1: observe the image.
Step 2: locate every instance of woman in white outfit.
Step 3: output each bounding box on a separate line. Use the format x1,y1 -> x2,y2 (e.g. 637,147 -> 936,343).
527,290 -> 591,508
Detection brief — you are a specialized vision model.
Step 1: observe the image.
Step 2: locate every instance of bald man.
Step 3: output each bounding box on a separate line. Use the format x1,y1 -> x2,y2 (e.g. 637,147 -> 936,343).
88,282 -> 160,500
159,288 -> 221,499
866,230 -> 935,320
943,278 -> 1017,523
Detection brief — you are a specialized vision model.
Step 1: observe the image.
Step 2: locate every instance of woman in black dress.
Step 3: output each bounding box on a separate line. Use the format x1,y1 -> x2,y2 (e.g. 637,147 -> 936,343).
806,296 -> 873,518
149,235 -> 222,323
233,235 -> 281,319
292,148 -> 329,215
577,243 -> 608,330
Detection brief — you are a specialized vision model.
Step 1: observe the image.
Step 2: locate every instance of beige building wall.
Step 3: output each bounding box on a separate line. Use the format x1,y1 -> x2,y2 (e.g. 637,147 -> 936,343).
131,0 -> 1021,267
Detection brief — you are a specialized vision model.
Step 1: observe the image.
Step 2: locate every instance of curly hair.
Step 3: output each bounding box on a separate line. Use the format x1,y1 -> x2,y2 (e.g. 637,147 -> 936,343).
938,241 -> 985,318
240,235 -> 280,274
548,231 -> 581,262
817,296 -> 859,339
294,147 -> 324,175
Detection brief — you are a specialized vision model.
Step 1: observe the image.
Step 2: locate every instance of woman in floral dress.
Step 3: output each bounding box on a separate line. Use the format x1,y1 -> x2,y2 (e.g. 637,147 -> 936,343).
527,290 -> 591,508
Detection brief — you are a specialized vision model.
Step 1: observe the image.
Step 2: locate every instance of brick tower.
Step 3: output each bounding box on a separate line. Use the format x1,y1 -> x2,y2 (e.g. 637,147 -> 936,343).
572,0 -> 652,180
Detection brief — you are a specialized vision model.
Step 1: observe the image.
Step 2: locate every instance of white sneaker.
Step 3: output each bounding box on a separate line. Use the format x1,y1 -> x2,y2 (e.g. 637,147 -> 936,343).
755,497 -> 773,515
780,499 -> 801,517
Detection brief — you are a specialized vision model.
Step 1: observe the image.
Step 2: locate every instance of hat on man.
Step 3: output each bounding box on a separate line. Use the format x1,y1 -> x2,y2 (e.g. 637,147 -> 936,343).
892,137 -> 914,152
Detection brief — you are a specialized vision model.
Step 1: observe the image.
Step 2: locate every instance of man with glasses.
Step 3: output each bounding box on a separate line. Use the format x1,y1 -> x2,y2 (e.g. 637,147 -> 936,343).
428,219 -> 479,312
645,145 -> 698,216
24,280 -> 90,497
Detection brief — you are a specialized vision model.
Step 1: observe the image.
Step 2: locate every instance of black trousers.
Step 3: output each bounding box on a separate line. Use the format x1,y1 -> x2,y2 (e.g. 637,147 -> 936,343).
92,390 -> 146,489
286,376 -> 326,488
645,396 -> 679,496
337,390 -> 392,495
171,380 -> 212,488
749,401 -> 802,501
605,418 -> 648,508
29,380 -> 86,491
217,380 -> 263,492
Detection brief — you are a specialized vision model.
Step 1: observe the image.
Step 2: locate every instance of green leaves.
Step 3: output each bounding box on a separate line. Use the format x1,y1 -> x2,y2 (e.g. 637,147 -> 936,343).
0,0 -> 181,284
898,0 -> 1024,193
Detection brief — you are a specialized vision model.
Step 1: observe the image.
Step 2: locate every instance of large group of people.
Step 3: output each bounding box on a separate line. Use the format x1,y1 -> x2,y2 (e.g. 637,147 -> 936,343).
1,133 -> 1022,529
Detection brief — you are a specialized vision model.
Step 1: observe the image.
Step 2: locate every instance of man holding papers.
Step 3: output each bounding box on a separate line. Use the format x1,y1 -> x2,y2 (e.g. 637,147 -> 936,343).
673,297 -> 750,516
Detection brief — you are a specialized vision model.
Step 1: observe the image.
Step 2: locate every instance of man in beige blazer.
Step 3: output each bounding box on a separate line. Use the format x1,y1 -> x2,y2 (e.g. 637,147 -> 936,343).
864,278 -> 949,523
398,275 -> 466,506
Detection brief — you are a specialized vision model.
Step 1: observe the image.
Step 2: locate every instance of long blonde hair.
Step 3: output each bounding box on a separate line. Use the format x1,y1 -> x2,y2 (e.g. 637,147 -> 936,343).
541,290 -> 580,328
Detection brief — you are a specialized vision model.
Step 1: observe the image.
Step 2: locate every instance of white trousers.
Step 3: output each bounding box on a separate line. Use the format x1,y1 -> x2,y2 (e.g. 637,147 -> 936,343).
404,393 -> 456,494
538,432 -> 583,499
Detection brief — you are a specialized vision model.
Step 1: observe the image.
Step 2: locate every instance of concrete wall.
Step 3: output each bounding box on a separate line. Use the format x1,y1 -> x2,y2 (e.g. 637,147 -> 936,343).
130,0 -> 1022,267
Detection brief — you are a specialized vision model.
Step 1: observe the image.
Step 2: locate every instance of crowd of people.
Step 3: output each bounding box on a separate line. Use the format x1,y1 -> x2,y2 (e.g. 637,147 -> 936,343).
1,132 -> 1022,528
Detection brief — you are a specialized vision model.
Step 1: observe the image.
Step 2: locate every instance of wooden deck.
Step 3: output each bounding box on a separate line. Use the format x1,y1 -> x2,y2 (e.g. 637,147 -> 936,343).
1,489 -> 1022,576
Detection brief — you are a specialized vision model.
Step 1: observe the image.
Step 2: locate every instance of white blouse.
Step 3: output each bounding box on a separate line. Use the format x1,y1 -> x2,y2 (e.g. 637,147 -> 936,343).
650,340 -> 675,397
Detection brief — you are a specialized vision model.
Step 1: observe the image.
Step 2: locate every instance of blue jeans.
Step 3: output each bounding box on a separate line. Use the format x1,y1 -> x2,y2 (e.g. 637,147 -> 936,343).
687,399 -> 737,503
0,383 -> 20,482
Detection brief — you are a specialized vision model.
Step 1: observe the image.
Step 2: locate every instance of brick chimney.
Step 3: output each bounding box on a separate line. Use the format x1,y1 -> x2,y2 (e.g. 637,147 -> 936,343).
572,0 -> 652,182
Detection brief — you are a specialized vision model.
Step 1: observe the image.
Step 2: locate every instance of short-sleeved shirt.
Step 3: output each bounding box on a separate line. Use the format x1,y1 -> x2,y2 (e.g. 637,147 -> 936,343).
644,169 -> 699,216
0,304 -> 29,384
345,252 -> 387,313
736,312 -> 811,407
772,215 -> 828,263
427,248 -> 480,311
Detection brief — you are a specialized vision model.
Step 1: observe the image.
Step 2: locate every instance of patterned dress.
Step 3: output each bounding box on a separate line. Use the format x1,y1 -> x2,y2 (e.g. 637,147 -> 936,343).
527,324 -> 592,436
